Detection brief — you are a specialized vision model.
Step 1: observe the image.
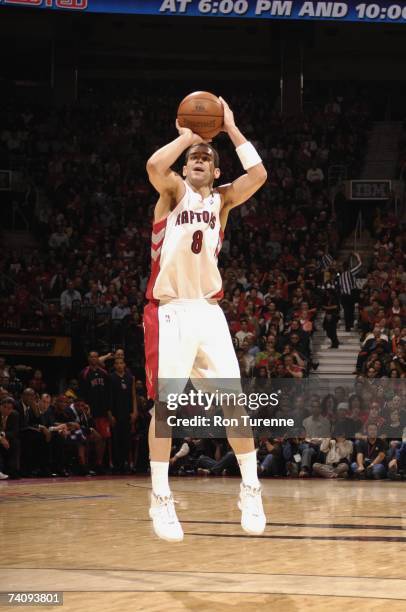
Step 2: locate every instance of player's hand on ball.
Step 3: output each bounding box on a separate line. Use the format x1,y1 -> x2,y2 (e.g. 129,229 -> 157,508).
219,97 -> 236,133
176,120 -> 205,145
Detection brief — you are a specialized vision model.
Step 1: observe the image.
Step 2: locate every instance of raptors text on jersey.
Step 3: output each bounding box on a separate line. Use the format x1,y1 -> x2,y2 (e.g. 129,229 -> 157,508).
146,181 -> 224,301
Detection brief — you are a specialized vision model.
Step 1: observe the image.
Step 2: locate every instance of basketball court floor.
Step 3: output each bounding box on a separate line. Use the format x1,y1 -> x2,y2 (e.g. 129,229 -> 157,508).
1,476 -> 406,611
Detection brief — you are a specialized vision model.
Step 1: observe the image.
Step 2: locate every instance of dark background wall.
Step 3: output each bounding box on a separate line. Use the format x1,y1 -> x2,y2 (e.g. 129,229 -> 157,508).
1,8 -> 406,118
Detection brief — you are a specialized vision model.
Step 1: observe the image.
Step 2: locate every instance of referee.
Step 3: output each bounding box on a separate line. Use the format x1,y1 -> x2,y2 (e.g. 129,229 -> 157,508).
338,252 -> 362,332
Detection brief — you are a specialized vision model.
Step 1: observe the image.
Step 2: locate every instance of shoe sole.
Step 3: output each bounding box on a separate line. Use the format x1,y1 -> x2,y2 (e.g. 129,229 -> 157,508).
241,523 -> 266,535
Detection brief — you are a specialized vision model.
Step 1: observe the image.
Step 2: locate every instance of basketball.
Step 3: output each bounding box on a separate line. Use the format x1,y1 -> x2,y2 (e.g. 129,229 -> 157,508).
177,91 -> 224,139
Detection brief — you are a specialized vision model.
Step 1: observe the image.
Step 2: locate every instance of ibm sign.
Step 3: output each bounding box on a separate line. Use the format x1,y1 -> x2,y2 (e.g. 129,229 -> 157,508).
350,180 -> 391,200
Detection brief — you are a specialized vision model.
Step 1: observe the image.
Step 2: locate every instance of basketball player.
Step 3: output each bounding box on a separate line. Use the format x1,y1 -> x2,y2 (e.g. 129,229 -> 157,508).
145,97 -> 267,541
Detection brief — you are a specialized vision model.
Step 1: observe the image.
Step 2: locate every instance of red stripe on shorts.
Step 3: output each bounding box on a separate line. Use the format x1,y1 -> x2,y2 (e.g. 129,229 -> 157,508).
144,301 -> 159,400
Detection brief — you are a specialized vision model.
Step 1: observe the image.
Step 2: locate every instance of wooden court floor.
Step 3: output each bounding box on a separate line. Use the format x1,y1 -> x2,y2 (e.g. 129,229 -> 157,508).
1,475 -> 406,611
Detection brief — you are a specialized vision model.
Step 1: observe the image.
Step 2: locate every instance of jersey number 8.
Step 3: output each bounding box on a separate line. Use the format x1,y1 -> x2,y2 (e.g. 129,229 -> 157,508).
191,230 -> 203,254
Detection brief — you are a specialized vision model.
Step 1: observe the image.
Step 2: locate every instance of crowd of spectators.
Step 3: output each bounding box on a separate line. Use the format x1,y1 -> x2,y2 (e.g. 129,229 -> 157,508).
1,356 -> 406,480
354,210 -> 406,378
170,379 -> 406,481
0,85 -> 405,481
0,351 -> 151,479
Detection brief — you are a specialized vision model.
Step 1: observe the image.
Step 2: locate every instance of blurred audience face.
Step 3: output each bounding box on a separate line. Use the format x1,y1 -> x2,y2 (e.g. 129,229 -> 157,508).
114,357 -> 126,373
54,395 -> 69,414
40,393 -> 51,410
88,351 -> 99,367
0,400 -> 14,418
22,388 -> 35,406
367,423 -> 378,441
334,387 -> 346,403
310,398 -> 321,418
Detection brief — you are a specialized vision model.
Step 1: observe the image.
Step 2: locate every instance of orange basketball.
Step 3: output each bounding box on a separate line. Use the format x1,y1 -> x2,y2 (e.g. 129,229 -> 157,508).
177,91 -> 223,140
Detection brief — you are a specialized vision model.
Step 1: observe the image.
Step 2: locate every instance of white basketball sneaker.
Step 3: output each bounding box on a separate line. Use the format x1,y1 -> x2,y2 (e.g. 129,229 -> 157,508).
238,483 -> 266,535
149,492 -> 184,542
0,472 -> 8,480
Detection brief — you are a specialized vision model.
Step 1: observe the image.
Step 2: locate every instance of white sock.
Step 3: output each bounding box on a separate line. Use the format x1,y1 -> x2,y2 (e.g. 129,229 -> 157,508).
150,461 -> 171,497
236,450 -> 260,488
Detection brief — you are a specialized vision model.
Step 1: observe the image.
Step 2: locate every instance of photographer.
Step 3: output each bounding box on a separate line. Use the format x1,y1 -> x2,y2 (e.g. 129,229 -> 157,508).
282,429 -> 307,477
312,432 -> 353,478
257,437 -> 284,476
169,438 -> 205,475
350,423 -> 387,479
196,440 -> 239,476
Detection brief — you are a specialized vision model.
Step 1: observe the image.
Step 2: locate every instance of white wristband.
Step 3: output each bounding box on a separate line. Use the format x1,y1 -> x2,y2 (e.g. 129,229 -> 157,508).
236,141 -> 262,170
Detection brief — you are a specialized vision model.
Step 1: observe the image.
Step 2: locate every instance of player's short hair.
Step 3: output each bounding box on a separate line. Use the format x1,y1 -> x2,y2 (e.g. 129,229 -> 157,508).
185,143 -> 220,168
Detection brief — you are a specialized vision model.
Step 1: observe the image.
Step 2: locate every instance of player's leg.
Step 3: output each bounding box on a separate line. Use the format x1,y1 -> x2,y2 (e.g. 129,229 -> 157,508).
193,301 -> 266,534
145,301 -> 173,489
144,300 -> 197,541
148,410 -> 172,463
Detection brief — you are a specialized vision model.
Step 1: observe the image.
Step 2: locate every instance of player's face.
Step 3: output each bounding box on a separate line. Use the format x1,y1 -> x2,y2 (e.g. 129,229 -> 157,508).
183,146 -> 220,188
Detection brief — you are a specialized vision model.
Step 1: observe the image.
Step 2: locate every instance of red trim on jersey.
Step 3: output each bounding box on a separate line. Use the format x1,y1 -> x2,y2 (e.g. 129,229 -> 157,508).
152,217 -> 167,232
146,218 -> 167,301
212,287 -> 224,300
146,257 -> 161,300
151,239 -> 164,252
144,301 -> 159,400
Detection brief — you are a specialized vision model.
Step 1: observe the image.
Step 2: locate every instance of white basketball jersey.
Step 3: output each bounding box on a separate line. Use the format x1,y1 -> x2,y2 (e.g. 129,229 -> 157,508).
146,181 -> 224,301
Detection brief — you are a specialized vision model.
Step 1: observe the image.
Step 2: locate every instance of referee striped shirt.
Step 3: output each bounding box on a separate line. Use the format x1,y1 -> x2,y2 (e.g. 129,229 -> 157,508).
316,253 -> 334,270
320,253 -> 334,269
338,257 -> 362,295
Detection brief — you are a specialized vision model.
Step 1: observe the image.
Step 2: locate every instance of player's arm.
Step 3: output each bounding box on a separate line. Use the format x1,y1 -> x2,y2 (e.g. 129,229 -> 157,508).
146,125 -> 204,220
218,97 -> 267,223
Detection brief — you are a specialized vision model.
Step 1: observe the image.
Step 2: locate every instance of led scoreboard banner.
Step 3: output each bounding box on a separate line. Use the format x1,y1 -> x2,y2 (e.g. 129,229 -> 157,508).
3,0 -> 406,23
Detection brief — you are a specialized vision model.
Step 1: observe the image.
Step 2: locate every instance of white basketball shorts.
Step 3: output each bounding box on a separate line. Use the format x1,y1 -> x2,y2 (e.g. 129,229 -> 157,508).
144,299 -> 241,400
